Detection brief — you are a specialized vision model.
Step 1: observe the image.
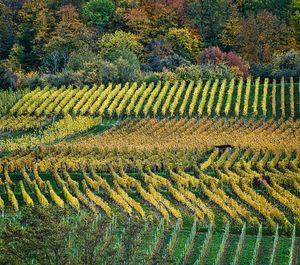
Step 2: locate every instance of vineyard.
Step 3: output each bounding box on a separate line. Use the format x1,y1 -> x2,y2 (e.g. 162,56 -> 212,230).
0,77 -> 299,264
5,77 -> 300,120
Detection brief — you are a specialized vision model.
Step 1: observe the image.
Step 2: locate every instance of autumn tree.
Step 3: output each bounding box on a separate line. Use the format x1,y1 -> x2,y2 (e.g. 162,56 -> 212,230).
199,46 -> 249,76
125,0 -> 186,43
47,0 -> 87,9
0,3 -> 15,59
187,0 -> 235,46
0,0 -> 23,9
166,28 -> 202,62
83,0 -> 115,32
271,49 -> 300,78
290,0 -> 300,45
16,0 -> 55,70
98,30 -> 143,60
43,4 -> 94,73
237,0 -> 292,20
221,11 -> 296,63
220,16 -> 241,52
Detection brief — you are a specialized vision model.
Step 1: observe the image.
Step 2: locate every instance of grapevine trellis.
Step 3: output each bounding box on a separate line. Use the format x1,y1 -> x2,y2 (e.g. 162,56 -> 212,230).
8,77 -> 300,120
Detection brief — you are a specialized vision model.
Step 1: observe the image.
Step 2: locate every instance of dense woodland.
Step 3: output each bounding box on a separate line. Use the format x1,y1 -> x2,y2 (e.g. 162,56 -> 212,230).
0,0 -> 299,89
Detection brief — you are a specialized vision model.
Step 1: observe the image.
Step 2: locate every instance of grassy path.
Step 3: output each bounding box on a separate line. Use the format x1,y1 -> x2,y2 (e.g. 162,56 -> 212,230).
240,234 -> 257,264
204,233 -> 223,265
172,226 -> 191,263
187,232 -> 207,265
257,235 -> 273,265
223,234 -> 240,264
273,236 -> 291,265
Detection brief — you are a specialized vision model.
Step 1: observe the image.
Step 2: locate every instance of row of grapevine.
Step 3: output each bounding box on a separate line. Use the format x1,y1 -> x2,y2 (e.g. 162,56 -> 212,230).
270,224 -> 279,265
179,80 -> 194,116
224,78 -> 235,115
288,224 -> 296,265
234,78 -> 244,116
1,145 -> 300,227
178,218 -> 197,264
243,77 -> 251,115
143,81 -> 162,116
214,222 -> 230,265
194,222 -> 214,265
232,223 -> 246,265
8,77 -> 299,120
164,219 -> 182,258
82,84 -> 105,115
0,115 -> 101,151
0,115 -> 49,131
197,79 -> 211,115
215,79 -> 227,115
253,77 -> 260,116
188,80 -> 203,116
250,224 -> 263,265
116,82 -> 138,116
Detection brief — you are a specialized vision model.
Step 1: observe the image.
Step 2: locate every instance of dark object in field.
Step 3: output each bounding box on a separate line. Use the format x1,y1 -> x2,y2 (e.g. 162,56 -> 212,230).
252,176 -> 261,187
262,175 -> 271,185
253,175 -> 271,187
215,144 -> 234,154
215,144 -> 234,149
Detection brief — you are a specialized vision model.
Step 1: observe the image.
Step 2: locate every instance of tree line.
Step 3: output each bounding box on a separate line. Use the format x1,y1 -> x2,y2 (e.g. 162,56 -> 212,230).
0,0 -> 299,89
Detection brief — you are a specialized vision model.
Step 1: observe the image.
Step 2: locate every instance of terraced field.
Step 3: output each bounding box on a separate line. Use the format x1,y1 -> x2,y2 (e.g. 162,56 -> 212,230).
0,78 -> 299,264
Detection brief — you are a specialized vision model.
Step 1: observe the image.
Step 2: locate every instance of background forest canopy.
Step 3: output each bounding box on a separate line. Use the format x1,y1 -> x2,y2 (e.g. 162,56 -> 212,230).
0,0 -> 300,90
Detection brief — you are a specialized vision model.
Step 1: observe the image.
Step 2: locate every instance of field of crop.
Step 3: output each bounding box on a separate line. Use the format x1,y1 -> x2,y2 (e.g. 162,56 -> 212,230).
0,77 -> 299,264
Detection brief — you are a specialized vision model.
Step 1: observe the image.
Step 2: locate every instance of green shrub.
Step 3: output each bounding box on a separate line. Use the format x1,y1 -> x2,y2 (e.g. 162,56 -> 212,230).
250,63 -> 273,79
272,49 -> 300,79
105,49 -> 139,65
159,63 -> 235,82
160,54 -> 190,71
46,71 -> 78,87
0,90 -> 24,116
83,59 -> 118,85
0,64 -> 17,90
18,72 -> 46,90
166,28 -> 202,62
173,64 -> 202,81
199,63 -> 235,81
142,72 -> 162,84
114,57 -> 142,83
83,0 -> 115,31
98,30 -> 143,60
67,48 -> 96,72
